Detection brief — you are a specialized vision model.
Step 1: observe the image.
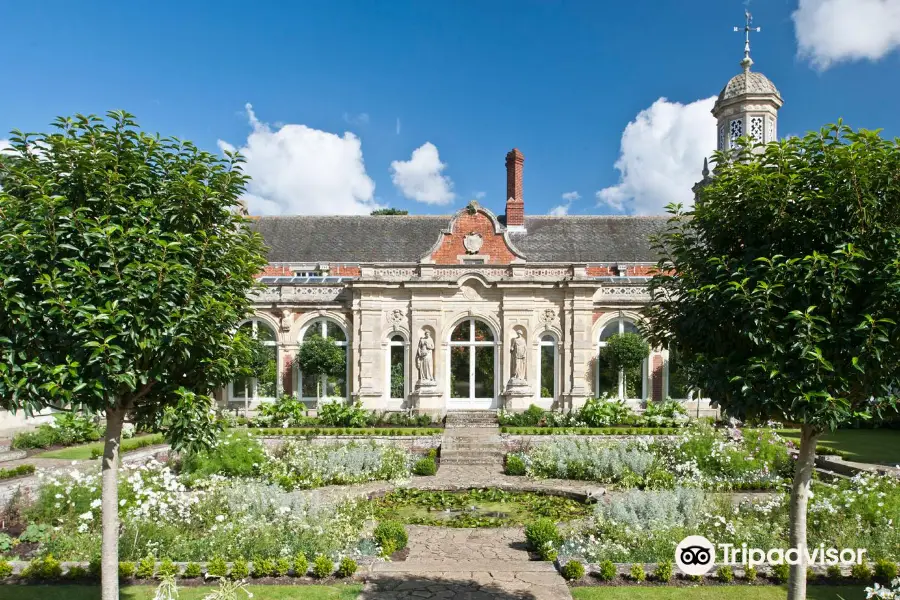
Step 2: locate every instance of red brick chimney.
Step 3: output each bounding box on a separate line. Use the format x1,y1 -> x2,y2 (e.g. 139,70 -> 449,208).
505,148 -> 525,229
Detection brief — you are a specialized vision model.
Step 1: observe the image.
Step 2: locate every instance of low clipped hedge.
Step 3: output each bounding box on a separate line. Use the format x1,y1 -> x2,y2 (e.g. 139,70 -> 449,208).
251,427 -> 443,437
90,433 -> 166,459
501,426 -> 680,436
0,464 -> 35,480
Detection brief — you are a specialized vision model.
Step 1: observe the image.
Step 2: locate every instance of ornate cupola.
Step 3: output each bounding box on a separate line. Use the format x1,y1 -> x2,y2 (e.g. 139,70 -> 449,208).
712,11 -> 783,152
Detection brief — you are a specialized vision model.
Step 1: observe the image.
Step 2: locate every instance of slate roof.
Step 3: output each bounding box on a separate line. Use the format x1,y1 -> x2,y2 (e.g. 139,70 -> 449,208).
248,215 -> 669,264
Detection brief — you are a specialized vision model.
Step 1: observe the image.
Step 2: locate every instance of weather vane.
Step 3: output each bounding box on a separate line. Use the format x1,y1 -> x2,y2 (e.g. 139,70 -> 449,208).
734,10 -> 760,71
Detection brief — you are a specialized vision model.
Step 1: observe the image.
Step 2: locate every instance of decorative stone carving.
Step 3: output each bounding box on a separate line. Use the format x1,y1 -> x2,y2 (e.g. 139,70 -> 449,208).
538,308 -> 557,325
415,331 -> 435,385
280,308 -> 293,332
460,283 -> 483,301
509,330 -> 527,383
463,232 -> 484,255
388,308 -> 405,326
373,267 -> 417,281
597,286 -> 651,301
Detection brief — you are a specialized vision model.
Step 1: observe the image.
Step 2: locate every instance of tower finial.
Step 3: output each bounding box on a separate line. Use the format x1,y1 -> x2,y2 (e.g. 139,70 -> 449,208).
701,157 -> 710,179
734,10 -> 761,72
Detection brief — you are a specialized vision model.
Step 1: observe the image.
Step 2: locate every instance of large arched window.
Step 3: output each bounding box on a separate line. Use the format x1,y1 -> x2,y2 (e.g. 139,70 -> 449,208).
230,318 -> 278,404
387,334 -> 407,403
298,318 -> 348,402
448,318 -> 497,409
538,334 -> 558,404
596,316 -> 647,401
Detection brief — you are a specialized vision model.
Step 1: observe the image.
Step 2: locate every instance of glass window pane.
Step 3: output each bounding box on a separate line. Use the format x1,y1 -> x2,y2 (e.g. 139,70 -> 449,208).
390,345 -> 405,398
624,363 -> 643,399
255,346 -> 277,398
669,349 -> 689,399
303,324 -> 321,342
451,320 -> 470,342
599,321 -> 619,342
541,345 -> 554,398
326,374 -> 345,398
450,346 -> 470,398
391,334 -> 404,344
256,322 -> 276,342
597,354 -> 617,397
473,320 -> 494,342
301,373 -> 318,398
541,334 -> 554,344
622,320 -> 639,336
473,346 -> 494,398
327,322 -> 346,342
232,377 -> 249,398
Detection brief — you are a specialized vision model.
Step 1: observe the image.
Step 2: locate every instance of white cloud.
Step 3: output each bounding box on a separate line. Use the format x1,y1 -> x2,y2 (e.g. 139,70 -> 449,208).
793,0 -> 900,69
596,96 -> 717,215
549,191 -> 581,216
218,103 -> 379,215
389,142 -> 455,205
0,139 -> 10,152
342,112 -> 369,126
474,191 -> 486,200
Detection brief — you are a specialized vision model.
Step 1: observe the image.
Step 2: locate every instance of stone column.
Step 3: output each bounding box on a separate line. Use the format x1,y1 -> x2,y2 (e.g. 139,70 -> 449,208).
355,288 -> 387,411
561,283 -> 594,411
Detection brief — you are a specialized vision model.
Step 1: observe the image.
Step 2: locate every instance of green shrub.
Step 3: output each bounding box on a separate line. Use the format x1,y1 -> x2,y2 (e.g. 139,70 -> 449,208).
717,565 -> 734,582
87,556 -> 101,578
119,562 -> 136,579
630,563 -> 646,582
318,400 -> 368,428
653,560 -> 673,582
412,456 -> 437,475
293,553 -> 309,577
136,556 -> 156,579
252,557 -> 276,578
524,518 -> 560,553
770,562 -> 790,583
181,431 -> 265,480
504,454 -> 526,476
374,520 -> 408,551
90,433 -> 164,459
24,555 -> 63,580
686,574 -> 703,582
597,560 -> 617,581
183,562 -> 202,578
274,558 -> 291,577
337,557 -> 357,578
312,554 -> 333,579
561,560 -> 585,581
826,565 -> 842,581
379,539 -> 397,558
807,566 -> 816,581
0,464 -> 36,480
19,523 -> 51,543
744,566 -> 757,582
13,414 -> 102,449
207,556 -> 228,578
874,558 -> 898,582
157,558 -> 178,578
66,565 -> 89,580
0,559 -> 12,578
851,562 -> 873,581
230,557 -> 249,579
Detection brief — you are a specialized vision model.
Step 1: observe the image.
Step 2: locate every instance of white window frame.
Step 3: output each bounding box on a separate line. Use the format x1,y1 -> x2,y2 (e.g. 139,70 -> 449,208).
447,318 -> 498,408
596,316 -> 648,402
297,318 -> 349,404
386,333 -> 408,407
536,333 -> 558,407
228,318 -> 279,405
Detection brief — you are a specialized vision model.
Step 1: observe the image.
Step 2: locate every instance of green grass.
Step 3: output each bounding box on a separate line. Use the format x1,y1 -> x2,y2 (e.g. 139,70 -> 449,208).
0,584 -> 362,600
777,428 -> 900,465
35,433 -> 165,460
571,585 -> 866,600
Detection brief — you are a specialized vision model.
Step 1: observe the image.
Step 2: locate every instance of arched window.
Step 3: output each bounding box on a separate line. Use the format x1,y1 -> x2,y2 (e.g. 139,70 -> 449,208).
448,318 -> 497,408
230,318 -> 278,404
538,334 -> 558,402
596,316 -> 647,401
298,318 -> 348,402
388,334 -> 407,402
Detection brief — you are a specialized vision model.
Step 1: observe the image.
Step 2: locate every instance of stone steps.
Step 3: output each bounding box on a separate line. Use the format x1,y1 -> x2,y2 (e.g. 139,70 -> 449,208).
0,450 -> 26,463
444,411 -> 499,428
371,560 -> 554,573
439,451 -> 504,465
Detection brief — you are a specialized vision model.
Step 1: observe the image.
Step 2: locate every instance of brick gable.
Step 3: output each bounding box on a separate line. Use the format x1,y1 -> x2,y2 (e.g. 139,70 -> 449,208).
426,206 -> 523,265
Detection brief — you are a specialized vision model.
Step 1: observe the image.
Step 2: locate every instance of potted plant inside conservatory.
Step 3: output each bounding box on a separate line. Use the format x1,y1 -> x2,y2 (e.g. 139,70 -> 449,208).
297,333 -> 347,405
600,332 -> 650,403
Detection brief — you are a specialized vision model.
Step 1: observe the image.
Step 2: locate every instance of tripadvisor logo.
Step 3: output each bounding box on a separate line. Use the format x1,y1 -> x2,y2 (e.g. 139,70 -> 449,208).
675,536 -> 868,575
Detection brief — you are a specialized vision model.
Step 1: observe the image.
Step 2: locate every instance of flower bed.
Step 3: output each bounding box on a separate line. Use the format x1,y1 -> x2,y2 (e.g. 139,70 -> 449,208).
501,427 -> 681,436
0,464 -> 35,481
499,399 -> 698,430
556,473 -> 899,565
506,423 -> 793,491
251,427 -> 442,437
261,440 -> 410,490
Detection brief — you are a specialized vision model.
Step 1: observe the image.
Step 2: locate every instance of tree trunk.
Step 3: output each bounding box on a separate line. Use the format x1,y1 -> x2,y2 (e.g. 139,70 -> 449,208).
101,404 -> 126,600
787,423 -> 819,600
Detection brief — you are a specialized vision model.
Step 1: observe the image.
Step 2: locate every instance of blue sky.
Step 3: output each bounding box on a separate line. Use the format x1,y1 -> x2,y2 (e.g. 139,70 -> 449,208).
2,0 -> 899,216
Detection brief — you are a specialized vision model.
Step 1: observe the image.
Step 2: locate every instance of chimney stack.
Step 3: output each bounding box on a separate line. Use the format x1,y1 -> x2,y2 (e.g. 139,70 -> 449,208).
505,148 -> 525,229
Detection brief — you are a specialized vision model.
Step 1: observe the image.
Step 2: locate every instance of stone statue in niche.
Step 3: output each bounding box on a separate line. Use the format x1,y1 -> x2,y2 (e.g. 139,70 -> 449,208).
280,308 -> 292,332
415,330 -> 435,383
510,330 -> 527,382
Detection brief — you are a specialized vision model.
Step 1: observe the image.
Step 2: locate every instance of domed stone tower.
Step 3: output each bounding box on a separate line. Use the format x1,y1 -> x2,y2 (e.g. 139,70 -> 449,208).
712,11 -> 783,151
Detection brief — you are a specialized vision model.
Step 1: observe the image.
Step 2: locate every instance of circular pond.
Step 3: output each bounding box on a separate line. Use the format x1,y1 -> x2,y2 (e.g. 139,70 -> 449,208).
371,488 -> 591,528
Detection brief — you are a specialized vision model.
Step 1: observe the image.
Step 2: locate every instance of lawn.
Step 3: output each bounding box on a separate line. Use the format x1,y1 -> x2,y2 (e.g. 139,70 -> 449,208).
778,428 -> 900,465
0,584 -> 363,600
571,585 -> 866,600
35,434 -> 165,460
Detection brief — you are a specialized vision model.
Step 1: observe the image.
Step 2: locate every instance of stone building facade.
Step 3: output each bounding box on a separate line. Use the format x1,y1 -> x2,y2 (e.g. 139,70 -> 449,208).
222,50 -> 782,416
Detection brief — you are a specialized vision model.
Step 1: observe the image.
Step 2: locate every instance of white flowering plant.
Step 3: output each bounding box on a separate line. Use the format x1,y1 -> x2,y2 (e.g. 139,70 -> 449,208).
261,440 -> 410,490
